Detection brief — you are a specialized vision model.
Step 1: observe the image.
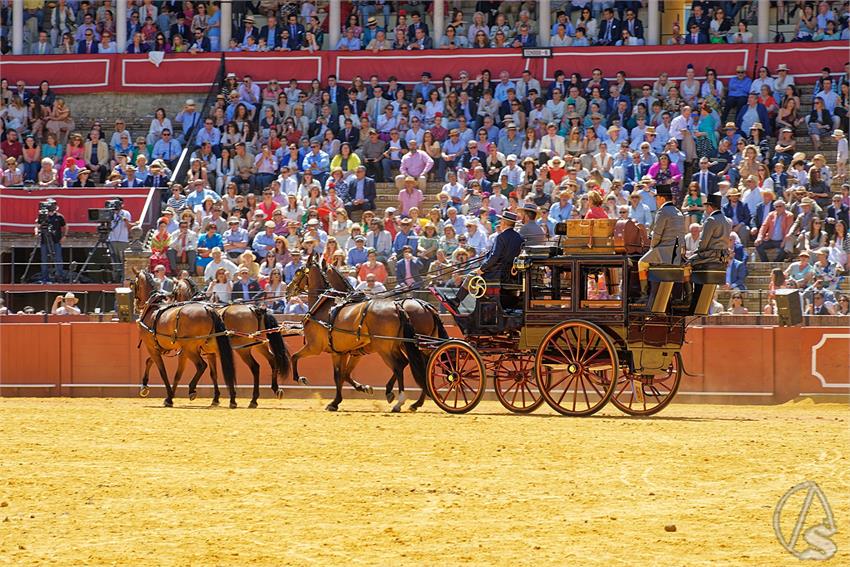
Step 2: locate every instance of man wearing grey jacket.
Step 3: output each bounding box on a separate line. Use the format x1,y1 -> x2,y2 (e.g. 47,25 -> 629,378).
637,184 -> 686,298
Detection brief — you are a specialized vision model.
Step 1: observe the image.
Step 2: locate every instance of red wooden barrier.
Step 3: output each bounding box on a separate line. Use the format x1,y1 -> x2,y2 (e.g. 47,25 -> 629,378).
0,42 -> 843,93
1,322 -> 847,404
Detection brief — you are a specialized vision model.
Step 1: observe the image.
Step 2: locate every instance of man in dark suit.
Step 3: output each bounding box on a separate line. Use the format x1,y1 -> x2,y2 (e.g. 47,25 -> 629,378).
725,257 -> 748,290
395,245 -> 424,288
189,28 -> 212,52
170,14 -> 191,41
77,30 -> 99,53
284,14 -> 304,50
235,16 -> 259,47
324,75 -> 347,108
691,157 -> 719,196
338,118 -> 360,147
459,141 -> 487,169
686,4 -> 710,35
343,89 -> 366,118
622,8 -> 644,40
722,188 -> 752,246
345,165 -> 377,214
596,8 -> 621,45
406,12 -> 429,42
407,27 -> 433,50
684,23 -> 708,44
826,192 -> 850,237
232,267 -> 262,302
448,210 -> 525,310
751,190 -> 776,235
259,14 -> 283,50
735,93 -> 772,137
512,24 -> 536,47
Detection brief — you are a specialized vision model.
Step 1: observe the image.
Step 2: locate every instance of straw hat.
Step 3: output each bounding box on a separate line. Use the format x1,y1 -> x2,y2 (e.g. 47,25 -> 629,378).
63,292 -> 78,303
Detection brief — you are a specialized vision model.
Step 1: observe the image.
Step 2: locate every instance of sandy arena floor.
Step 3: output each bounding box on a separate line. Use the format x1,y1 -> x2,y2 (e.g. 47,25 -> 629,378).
0,397 -> 848,566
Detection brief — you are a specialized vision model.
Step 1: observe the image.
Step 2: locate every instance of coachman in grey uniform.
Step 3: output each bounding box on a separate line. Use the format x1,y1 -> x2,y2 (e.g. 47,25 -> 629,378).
637,184 -> 686,298
690,192 -> 732,269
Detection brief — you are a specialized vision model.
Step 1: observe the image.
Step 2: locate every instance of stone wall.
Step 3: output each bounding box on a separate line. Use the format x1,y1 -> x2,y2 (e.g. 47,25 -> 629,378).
63,92 -> 199,131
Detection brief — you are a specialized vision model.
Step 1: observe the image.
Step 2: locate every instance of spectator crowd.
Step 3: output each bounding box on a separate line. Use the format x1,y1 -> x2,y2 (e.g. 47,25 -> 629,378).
1,1 -> 849,55
1,1 -> 849,316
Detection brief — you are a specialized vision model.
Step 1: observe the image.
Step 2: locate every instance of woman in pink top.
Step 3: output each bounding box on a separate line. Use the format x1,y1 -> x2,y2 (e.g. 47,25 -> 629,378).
584,190 -> 610,219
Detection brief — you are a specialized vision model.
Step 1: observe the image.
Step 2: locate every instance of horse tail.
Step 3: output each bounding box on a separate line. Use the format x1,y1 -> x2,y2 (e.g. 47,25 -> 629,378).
263,309 -> 292,381
425,302 -> 449,339
209,309 -> 237,394
398,308 -> 428,391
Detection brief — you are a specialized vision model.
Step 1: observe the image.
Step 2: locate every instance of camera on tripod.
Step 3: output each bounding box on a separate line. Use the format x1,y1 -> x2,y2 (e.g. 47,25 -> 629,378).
87,198 -> 123,224
37,198 -> 58,225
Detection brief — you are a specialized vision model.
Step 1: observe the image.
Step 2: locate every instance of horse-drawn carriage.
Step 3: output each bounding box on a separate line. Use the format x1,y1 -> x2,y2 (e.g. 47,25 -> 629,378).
131,217 -> 721,416
423,218 -> 724,417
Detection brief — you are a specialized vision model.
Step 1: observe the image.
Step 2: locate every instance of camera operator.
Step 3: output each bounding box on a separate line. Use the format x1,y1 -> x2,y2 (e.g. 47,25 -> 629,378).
107,198 -> 133,279
34,199 -> 67,283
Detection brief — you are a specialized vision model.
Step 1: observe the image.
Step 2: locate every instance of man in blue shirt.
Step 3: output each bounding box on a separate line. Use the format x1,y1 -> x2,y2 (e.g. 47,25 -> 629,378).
282,251 -> 305,283
174,99 -> 201,144
336,28 -> 362,50
347,235 -> 369,267
185,180 -> 221,209
412,72 -> 435,102
222,217 -> 249,259
151,129 -> 183,170
195,118 -> 222,152
301,141 -> 330,185
252,221 -> 277,259
391,218 -> 418,259
723,65 -> 752,124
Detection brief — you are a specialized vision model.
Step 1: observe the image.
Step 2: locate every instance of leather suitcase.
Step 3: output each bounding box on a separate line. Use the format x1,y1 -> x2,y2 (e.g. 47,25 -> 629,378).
614,218 -> 650,254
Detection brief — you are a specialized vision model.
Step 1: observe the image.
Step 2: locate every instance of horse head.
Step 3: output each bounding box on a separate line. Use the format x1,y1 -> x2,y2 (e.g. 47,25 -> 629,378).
285,265 -> 310,300
131,268 -> 156,311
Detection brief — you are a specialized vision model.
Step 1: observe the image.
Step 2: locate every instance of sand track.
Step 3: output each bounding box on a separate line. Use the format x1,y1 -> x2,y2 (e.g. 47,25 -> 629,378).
0,398 -> 848,566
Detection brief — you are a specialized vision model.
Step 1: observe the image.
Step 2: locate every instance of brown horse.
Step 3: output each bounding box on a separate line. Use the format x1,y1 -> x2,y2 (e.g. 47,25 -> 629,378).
171,281 -> 296,408
323,264 -> 447,411
132,268 -> 238,408
285,261 -> 428,412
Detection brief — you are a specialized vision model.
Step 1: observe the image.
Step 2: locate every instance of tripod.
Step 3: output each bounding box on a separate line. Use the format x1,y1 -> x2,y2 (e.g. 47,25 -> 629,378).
73,224 -> 116,283
21,224 -> 61,283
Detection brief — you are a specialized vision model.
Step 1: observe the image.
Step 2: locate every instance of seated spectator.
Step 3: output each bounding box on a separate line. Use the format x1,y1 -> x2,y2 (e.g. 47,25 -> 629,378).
51,292 -> 81,315
726,292 -> 749,314
784,250 -> 814,288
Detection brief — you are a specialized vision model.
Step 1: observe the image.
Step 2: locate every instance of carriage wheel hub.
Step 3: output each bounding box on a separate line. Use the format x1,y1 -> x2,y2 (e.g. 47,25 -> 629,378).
447,373 -> 458,383
568,363 -> 579,374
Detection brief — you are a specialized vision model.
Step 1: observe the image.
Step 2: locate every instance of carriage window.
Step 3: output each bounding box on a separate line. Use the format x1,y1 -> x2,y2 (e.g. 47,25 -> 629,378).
529,265 -> 572,309
580,265 -> 623,309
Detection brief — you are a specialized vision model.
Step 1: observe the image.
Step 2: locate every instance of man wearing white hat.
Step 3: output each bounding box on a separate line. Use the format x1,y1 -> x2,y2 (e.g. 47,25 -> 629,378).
499,154 -> 525,186
175,99 -> 201,144
51,292 -> 81,315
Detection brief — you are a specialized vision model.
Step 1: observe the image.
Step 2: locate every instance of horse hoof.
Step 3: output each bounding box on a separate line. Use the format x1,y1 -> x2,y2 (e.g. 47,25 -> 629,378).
386,392 -> 395,403
391,405 -> 401,413
188,391 -> 197,401
297,376 -> 309,385
248,401 -> 258,409
139,386 -> 150,398
364,385 -> 374,395
210,400 -> 220,407
276,389 -> 285,400
229,402 -> 238,409
325,404 -> 338,412
163,399 -> 173,408
409,405 -> 419,413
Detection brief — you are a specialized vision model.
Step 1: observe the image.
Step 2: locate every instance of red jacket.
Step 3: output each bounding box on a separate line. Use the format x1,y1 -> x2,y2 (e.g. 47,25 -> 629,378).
757,210 -> 794,242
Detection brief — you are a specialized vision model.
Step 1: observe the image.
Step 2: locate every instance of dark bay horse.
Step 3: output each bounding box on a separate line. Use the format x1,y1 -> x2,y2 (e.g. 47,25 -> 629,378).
323,264 -> 448,411
171,282 -> 296,408
285,262 -> 429,412
132,269 -> 238,408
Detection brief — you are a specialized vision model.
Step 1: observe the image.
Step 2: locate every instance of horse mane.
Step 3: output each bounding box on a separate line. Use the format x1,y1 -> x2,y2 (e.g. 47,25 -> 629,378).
327,265 -> 354,292
184,277 -> 199,297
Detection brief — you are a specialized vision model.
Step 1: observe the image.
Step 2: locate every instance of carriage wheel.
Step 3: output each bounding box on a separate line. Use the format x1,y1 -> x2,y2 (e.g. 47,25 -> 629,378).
611,353 -> 682,416
535,321 -> 619,417
427,341 -> 486,414
490,354 -> 544,414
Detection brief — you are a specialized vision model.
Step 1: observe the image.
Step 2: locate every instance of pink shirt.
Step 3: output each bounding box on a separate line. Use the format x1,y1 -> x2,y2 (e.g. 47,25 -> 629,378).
399,150 -> 434,177
398,188 -> 424,215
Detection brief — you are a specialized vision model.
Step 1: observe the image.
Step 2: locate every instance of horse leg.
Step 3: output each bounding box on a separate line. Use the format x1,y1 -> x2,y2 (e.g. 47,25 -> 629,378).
140,357 -> 153,397
150,348 -> 173,407
378,351 -> 408,413
186,354 -> 208,401
385,374 -> 397,404
259,346 -> 284,399
168,353 -> 189,407
207,353 -> 221,406
326,354 -> 344,412
341,355 -> 373,395
238,350 -> 262,409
